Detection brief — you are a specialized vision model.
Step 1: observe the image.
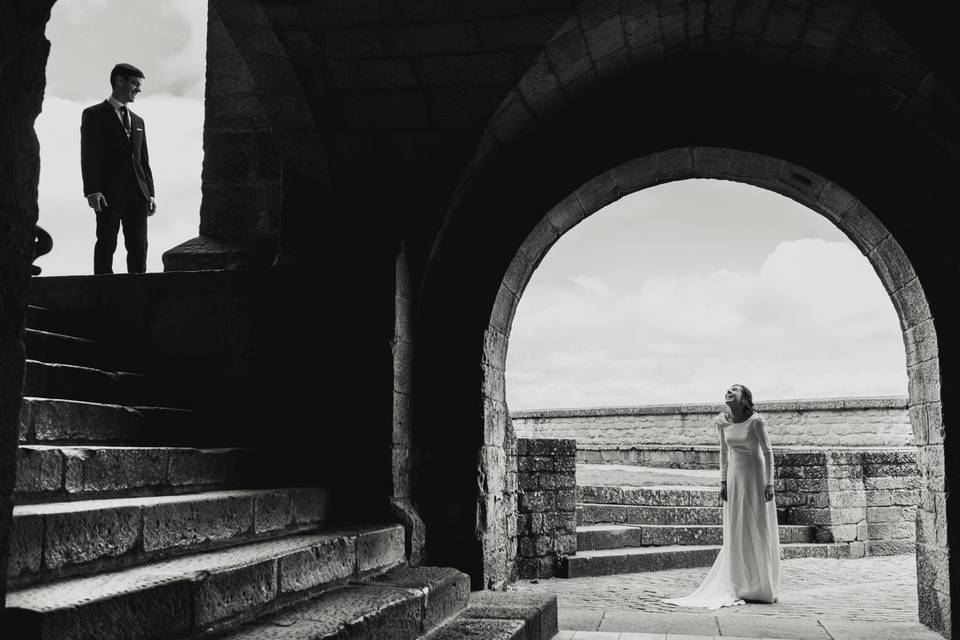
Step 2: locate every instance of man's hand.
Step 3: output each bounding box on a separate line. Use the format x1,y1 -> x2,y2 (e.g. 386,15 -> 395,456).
86,193 -> 107,212
720,482 -> 727,502
148,197 -> 157,217
764,485 -> 775,502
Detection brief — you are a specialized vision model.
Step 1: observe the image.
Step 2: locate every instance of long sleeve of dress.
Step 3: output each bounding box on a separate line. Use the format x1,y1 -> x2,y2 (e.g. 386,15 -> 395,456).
754,416 -> 774,485
717,418 -> 728,484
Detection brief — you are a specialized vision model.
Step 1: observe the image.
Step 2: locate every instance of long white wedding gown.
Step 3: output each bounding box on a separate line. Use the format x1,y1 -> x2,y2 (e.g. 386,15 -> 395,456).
663,412 -> 780,609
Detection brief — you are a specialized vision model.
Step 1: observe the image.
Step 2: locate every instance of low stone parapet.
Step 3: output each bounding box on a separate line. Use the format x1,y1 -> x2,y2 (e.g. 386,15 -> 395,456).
513,397 -> 913,452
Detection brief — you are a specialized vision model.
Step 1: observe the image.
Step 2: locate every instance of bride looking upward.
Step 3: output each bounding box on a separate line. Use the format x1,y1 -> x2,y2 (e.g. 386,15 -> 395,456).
664,383 -> 780,609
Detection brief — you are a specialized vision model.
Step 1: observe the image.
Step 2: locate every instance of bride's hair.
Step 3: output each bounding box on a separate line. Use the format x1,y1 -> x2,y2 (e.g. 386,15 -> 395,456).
723,384 -> 756,421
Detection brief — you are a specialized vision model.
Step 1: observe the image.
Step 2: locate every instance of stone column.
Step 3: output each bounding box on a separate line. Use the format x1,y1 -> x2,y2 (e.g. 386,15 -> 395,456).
0,0 -> 56,606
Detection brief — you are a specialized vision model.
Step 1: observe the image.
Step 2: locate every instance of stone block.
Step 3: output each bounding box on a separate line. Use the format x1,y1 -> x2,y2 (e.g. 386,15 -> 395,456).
585,14 -> 626,59
868,235 -> 917,295
892,275 -> 932,332
142,494 -> 253,552
167,448 -> 240,487
294,488 -> 331,524
382,23 -> 480,56
31,580 -> 193,640
15,447 -> 62,493
519,491 -> 554,512
375,566 -> 470,630
357,526 -> 405,574
654,148 -> 693,181
254,491 -> 294,533
829,523 -> 859,542
63,447 -> 166,494
321,29 -> 385,60
8,512 -> 42,578
465,591 -> 558,640
432,618 -> 526,640
195,560 -> 278,625
331,59 -> 418,91
43,505 -> 141,569
280,535 -> 356,592
420,53 -> 514,86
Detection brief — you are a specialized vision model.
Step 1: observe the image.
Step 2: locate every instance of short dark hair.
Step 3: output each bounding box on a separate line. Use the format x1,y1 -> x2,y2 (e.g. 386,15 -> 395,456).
110,63 -> 144,87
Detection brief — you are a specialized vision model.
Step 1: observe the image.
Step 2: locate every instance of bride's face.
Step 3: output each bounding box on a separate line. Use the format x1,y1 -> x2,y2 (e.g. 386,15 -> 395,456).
724,385 -> 744,406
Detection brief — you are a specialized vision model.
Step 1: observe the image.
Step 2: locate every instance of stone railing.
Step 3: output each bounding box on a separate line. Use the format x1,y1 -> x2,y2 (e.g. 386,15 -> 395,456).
512,397 -> 912,467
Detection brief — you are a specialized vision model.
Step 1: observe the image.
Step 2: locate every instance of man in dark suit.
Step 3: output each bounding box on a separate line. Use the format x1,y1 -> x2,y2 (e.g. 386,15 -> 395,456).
81,62 -> 157,274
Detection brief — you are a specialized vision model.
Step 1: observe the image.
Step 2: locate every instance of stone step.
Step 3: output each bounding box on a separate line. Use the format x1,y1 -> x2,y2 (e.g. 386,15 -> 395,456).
23,360 -> 162,407
577,524 -> 815,550
14,445 -> 250,503
9,487 -> 331,588
578,503 -> 723,526
221,565 -> 470,640
578,484 -> 719,507
561,542 -> 856,578
19,397 -> 203,446
24,328 -> 137,373
4,525 -> 405,640
220,575 -> 558,640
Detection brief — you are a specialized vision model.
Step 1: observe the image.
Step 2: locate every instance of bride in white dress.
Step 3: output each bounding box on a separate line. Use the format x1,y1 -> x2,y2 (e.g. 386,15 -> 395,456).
663,384 -> 780,609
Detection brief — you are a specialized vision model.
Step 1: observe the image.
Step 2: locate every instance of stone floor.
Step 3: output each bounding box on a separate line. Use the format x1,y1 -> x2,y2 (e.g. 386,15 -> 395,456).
512,554 -> 944,640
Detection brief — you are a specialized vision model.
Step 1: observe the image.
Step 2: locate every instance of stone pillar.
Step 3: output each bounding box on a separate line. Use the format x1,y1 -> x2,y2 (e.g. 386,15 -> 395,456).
515,438 -> 577,579
0,0 -> 55,606
389,245 -> 425,564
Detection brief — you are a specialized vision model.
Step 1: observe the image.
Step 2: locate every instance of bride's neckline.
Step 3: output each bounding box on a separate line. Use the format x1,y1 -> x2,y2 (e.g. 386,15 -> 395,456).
725,413 -> 756,425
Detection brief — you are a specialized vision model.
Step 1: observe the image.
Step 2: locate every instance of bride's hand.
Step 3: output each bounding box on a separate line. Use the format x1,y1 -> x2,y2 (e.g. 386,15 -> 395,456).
764,485 -> 774,501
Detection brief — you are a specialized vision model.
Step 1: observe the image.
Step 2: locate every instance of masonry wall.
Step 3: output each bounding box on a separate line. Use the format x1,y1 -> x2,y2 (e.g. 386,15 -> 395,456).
515,439 -> 577,579
512,397 -> 912,461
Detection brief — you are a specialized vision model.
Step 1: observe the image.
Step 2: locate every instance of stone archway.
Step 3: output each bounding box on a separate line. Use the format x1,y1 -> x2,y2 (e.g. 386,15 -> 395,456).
481,148 -> 946,629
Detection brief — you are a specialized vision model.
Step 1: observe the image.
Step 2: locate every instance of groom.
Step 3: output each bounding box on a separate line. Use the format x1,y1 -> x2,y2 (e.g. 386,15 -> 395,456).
81,62 -> 157,274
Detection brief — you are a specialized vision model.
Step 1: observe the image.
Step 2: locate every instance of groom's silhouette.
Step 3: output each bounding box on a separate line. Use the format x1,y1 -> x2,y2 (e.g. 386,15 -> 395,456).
81,62 -> 157,274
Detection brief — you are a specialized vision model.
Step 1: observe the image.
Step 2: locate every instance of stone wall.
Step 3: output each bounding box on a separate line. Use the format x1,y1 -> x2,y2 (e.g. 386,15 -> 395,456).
775,449 -> 920,557
515,439 -> 577,579
513,397 -> 912,464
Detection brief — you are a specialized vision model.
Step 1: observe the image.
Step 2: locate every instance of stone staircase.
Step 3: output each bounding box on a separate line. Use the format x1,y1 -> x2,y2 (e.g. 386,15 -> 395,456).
5,303 -> 558,640
562,472 -> 856,578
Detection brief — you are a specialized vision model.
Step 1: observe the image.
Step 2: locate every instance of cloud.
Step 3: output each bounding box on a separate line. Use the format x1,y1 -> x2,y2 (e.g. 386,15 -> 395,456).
506,238 -> 908,410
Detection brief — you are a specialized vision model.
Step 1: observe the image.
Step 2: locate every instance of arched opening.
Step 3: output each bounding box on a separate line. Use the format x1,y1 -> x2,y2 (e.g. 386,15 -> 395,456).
499,173 -> 932,634
478,149 -> 943,629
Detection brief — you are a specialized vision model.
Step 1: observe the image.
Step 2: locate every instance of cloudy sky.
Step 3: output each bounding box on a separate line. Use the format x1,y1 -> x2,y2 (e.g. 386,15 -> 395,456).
35,0 -> 206,275
505,180 -> 908,409
33,2 -> 907,408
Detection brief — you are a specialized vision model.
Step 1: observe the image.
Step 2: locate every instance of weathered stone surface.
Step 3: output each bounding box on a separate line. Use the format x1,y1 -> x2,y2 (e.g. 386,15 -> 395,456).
15,446 -> 62,493
279,534 -> 355,593
195,560 -> 279,625
7,512 -> 42,577
466,591 -> 557,640
432,618 -> 526,640
254,491 -> 294,533
42,504 -> 141,569
373,566 -> 471,630
294,487 -> 330,524
63,447 -> 167,494
167,448 -> 241,487
142,494 -> 253,552
357,525 -> 405,574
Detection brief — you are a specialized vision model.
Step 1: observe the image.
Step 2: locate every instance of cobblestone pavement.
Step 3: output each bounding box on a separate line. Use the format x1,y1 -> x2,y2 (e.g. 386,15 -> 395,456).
512,555 -> 943,640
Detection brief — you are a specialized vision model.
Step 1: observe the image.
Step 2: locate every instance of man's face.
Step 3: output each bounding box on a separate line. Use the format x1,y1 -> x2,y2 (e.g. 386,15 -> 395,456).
113,75 -> 143,104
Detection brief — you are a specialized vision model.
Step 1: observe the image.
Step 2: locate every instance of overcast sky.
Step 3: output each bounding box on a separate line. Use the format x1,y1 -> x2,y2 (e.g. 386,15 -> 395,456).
34,2 -> 907,407
35,0 -> 206,275
505,180 -> 908,409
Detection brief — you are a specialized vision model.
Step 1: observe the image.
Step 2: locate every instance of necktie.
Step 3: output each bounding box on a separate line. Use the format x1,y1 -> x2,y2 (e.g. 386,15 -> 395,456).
119,106 -> 131,136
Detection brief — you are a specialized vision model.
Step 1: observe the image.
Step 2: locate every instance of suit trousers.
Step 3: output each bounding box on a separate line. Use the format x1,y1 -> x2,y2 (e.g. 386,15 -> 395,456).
94,189 -> 149,274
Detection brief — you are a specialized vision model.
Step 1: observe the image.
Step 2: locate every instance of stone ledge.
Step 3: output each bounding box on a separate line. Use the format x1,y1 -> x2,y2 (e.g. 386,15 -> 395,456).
511,396 -> 909,420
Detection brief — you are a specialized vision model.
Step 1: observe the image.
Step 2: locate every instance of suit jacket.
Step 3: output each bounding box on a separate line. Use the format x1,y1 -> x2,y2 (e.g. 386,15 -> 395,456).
81,100 -> 154,204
